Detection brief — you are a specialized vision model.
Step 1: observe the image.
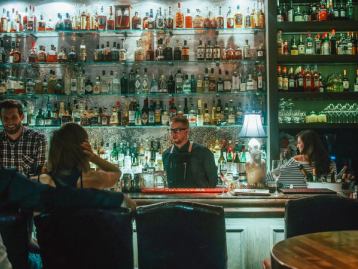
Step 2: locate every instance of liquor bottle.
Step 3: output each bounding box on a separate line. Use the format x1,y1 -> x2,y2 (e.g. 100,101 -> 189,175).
112,42 -> 119,61
183,97 -> 189,118
205,41 -> 213,60
216,6 -> 224,29
203,103 -> 211,125
175,2 -> 184,28
305,33 -> 314,55
148,101 -> 155,125
217,69 -> 224,92
134,103 -> 142,126
120,71 -> 129,95
159,74 -> 167,93
132,11 -> 141,30
156,7 -> 165,29
213,42 -> 222,61
134,69 -> 142,94
288,67 -> 295,91
203,67 -> 210,92
197,99 -> 204,126
175,69 -> 183,92
156,38 -> 165,61
185,9 -> 193,28
235,5 -> 243,28
166,7 -> 174,29
209,68 -> 217,92
321,33 -> 330,55
37,14 -> 46,31
227,7 -> 235,28
128,101 -> 136,126
103,41 -> 111,61
112,71 -> 120,94
303,67 -> 313,91
355,69 -> 358,92
190,74 -> 197,92
290,37 -> 299,55
167,73 -> 175,93
243,39 -> 250,59
93,76 -> 101,94
134,39 -> 144,61
142,68 -> 149,93
343,69 -> 350,91
97,6 -> 107,30
294,6 -> 304,22
107,6 -> 115,30
313,67 -> 320,92
128,69 -> 136,94
330,30 -> 337,55
173,40 -> 182,60
257,69 -> 263,91
277,1 -> 284,22
298,35 -> 305,55
181,40 -> 189,60
257,43 -> 265,59
119,39 -> 127,62
232,71 -> 240,92
347,0 -> 354,20
150,73 -> 159,93
193,9 -> 204,28
315,33 -> 322,54
282,66 -> 288,91
188,103 -> 197,126
244,7 -> 251,28
163,40 -> 173,61
10,42 -> 21,63
224,71 -> 232,92
154,102 -> 162,125
339,1 -> 346,19
297,67 -> 304,91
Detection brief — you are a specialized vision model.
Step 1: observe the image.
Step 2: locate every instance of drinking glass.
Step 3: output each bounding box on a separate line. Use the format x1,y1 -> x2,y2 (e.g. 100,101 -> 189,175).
271,160 -> 283,196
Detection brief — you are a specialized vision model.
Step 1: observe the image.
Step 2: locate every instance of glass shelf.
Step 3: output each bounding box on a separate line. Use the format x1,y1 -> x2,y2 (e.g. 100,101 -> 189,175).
0,28 -> 265,38
26,124 -> 246,129
2,91 -> 266,99
0,59 -> 264,68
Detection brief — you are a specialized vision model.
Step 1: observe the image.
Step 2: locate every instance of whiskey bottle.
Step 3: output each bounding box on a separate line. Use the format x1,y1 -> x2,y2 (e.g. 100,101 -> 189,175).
167,73 -> 175,93
208,68 -> 217,92
203,103 -> 211,125
175,2 -> 184,28
243,39 -> 250,59
203,67 -> 210,92
156,38 -> 165,61
288,67 -> 295,91
193,9 -> 204,28
107,6 -> 115,30
185,9 -> 193,28
181,40 -> 190,61
213,42 -> 222,61
68,46 -> 77,62
227,7 -> 235,28
205,41 -> 213,60
119,39 -> 127,62
141,98 -> 149,125
132,11 -> 142,30
166,7 -> 174,29
173,40 -> 182,60
163,40 -> 173,61
235,5 -> 243,28
196,40 -> 205,60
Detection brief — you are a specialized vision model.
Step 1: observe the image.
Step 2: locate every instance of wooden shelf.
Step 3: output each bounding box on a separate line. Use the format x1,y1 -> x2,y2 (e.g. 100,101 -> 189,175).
277,21 -> 358,32
278,92 -> 358,100
279,123 -> 358,130
277,55 -> 358,64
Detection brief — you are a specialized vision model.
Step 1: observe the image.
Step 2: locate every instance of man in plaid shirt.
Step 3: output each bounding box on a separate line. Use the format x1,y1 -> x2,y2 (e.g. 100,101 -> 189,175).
0,99 -> 46,176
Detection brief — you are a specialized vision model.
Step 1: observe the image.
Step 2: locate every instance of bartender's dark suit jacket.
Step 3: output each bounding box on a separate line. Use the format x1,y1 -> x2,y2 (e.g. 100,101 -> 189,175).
163,141 -> 218,188
0,168 -> 125,212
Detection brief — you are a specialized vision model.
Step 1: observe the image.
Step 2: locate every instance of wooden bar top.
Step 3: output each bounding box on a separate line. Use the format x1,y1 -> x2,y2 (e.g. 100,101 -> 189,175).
128,192 -> 338,218
271,230 -> 358,269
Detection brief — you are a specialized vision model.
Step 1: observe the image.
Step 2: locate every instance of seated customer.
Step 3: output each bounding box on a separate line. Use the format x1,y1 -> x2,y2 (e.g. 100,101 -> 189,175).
40,123 -> 120,189
267,130 -> 336,188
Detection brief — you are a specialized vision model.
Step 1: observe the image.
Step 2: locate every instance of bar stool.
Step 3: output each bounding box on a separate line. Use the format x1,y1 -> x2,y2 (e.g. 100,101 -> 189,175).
35,208 -> 133,269
285,195 -> 358,238
0,211 -> 29,269
135,201 -> 227,269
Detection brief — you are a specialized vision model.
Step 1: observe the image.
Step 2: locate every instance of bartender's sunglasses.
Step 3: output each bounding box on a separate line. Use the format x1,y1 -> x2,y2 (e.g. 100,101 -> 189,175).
169,128 -> 188,133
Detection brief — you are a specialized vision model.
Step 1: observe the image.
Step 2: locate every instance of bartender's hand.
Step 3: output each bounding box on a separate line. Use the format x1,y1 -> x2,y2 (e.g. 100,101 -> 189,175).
81,141 -> 96,161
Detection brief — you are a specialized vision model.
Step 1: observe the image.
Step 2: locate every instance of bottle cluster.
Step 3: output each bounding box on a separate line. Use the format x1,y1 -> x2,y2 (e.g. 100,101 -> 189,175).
277,30 -> 358,56
0,65 -> 265,96
277,0 -> 355,22
17,97 -> 265,128
1,37 -> 264,64
0,1 -> 265,33
278,65 -> 358,92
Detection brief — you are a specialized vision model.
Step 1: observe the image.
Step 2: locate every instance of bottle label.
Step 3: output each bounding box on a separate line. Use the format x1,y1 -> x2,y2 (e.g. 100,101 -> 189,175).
343,81 -> 350,90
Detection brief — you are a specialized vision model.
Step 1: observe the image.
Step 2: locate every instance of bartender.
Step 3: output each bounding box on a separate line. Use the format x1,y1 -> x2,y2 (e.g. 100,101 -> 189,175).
163,116 -> 218,188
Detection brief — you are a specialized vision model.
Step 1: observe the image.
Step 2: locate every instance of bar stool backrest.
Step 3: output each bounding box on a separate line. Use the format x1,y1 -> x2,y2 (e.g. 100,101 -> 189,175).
35,209 -> 133,269
285,195 -> 358,238
135,201 -> 227,269
0,211 -> 29,269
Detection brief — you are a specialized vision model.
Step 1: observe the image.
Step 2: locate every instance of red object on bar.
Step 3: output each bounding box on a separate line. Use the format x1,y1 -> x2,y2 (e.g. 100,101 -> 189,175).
141,188 -> 228,194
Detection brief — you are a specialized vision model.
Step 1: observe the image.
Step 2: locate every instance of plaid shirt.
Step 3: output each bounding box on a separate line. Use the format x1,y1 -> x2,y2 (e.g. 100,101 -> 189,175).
0,127 -> 46,176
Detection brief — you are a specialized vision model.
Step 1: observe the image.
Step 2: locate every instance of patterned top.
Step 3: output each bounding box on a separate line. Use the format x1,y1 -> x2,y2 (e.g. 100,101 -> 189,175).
0,127 -> 46,176
266,158 -> 337,188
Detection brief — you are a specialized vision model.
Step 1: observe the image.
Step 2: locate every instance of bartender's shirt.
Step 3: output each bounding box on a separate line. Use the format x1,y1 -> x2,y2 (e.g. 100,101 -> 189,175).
0,127 -> 46,176
162,141 -> 218,187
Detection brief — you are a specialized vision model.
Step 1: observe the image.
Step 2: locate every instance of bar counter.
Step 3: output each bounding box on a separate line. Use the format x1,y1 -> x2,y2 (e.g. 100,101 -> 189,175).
129,192 -> 318,218
129,192 -> 328,269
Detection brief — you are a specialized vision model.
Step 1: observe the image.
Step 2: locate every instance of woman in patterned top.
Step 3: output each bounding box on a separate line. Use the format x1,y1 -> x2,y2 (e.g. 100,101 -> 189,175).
267,130 -> 336,188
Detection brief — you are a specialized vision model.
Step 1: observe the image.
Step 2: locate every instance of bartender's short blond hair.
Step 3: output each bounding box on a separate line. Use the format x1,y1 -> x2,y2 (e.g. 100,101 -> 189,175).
171,116 -> 189,128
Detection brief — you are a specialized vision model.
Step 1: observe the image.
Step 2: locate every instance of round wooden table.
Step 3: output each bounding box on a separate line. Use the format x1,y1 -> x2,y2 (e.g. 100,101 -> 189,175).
271,230 -> 358,269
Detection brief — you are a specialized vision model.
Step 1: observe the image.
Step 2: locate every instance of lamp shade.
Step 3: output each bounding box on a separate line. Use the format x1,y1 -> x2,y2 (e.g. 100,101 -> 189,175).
239,113 -> 266,138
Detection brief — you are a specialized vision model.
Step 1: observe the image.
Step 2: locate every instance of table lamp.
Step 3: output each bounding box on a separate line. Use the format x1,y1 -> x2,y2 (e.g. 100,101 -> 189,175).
239,113 -> 266,185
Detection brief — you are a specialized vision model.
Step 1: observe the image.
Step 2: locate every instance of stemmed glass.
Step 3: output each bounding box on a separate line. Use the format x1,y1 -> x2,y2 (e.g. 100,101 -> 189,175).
271,160 -> 283,196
